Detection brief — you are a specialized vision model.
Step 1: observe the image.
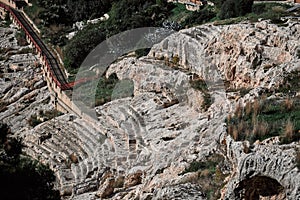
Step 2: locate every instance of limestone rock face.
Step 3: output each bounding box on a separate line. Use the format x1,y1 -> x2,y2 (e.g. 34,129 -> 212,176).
222,136 -> 300,199
96,177 -> 115,199
0,25 -> 52,133
151,183 -> 206,200
150,20 -> 300,90
124,170 -> 143,188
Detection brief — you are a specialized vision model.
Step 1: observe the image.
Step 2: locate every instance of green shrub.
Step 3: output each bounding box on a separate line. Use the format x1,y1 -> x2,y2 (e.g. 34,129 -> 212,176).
28,110 -> 62,127
95,73 -> 123,106
182,154 -> 227,200
28,114 -> 43,127
190,78 -> 212,111
16,30 -> 28,46
182,6 -> 216,27
135,48 -> 151,58
219,0 -> 253,19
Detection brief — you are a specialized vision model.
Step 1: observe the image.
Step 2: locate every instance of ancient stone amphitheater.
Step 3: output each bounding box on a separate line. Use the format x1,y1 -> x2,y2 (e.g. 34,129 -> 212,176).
1,19 -> 300,199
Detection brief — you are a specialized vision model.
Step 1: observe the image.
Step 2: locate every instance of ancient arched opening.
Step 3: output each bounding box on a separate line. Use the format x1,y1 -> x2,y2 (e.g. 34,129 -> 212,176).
234,175 -> 286,200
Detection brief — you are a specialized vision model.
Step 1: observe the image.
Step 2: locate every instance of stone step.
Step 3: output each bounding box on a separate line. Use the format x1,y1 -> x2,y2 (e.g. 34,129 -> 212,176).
24,141 -> 62,167
57,168 -> 76,187
49,124 -> 90,158
43,137 -> 70,158
72,121 -> 99,155
71,163 -> 81,183
50,133 -> 88,161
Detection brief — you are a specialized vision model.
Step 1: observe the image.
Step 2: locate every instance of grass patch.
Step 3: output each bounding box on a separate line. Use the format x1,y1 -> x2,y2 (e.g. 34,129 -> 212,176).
226,97 -> 300,144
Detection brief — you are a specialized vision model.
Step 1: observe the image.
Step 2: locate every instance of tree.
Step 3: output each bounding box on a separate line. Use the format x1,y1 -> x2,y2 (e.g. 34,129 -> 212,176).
220,0 -> 237,19
0,123 -> 60,200
219,0 -> 253,19
182,6 -> 216,27
0,122 -> 9,144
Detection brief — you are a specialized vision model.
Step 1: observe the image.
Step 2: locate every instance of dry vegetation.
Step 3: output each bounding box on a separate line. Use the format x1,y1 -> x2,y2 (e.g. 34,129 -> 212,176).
181,153 -> 229,200
28,109 -> 62,127
226,97 -> 300,144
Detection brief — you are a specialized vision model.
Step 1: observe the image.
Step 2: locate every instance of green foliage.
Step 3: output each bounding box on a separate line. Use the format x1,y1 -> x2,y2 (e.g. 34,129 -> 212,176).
219,0 -> 253,19
24,0 -> 45,23
249,3 -> 290,24
64,24 -> 106,70
220,0 -> 237,19
190,78 -> 209,93
95,73 -> 120,106
0,123 -> 60,200
28,114 -> 42,127
16,30 -> 28,46
168,3 -> 193,23
64,0 -> 173,71
28,110 -> 62,127
226,98 -> 300,144
135,48 -> 151,58
182,154 -> 227,200
30,0 -> 112,26
190,78 -> 212,111
4,11 -> 12,27
0,156 -> 60,200
182,154 -> 224,174
182,6 -> 216,27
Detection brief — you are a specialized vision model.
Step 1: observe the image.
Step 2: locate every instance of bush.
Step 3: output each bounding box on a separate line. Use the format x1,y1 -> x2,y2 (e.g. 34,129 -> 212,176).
28,114 -> 43,127
190,77 -> 212,111
135,48 -> 151,58
181,154 -> 227,200
28,110 -> 62,127
16,30 -> 29,46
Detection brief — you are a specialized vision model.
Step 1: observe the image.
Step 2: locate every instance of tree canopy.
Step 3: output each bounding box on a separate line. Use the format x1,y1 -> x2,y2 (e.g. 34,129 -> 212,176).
0,122 -> 60,200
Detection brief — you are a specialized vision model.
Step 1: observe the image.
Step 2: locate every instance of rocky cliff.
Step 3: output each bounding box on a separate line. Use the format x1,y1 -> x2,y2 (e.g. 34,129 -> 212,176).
1,19 -> 300,200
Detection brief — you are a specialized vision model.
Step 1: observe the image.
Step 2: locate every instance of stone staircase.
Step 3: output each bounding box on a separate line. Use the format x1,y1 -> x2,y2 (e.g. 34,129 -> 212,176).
22,115 -> 104,196
22,104 -> 150,197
